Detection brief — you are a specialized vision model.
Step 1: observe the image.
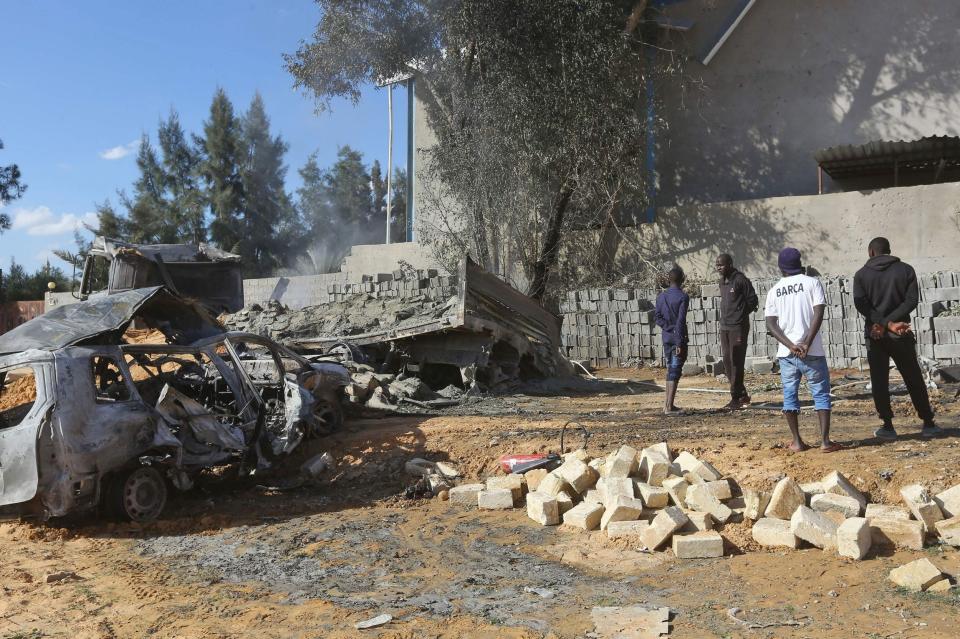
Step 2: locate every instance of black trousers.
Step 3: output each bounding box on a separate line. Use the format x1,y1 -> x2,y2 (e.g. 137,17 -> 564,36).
720,324 -> 749,400
866,335 -> 934,422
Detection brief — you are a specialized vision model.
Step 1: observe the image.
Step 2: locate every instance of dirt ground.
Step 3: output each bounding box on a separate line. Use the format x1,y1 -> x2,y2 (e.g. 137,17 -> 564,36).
2,367 -> 960,639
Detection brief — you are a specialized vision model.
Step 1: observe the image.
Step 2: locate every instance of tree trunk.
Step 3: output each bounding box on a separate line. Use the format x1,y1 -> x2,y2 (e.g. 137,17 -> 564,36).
529,181 -> 575,302
597,200 -> 622,279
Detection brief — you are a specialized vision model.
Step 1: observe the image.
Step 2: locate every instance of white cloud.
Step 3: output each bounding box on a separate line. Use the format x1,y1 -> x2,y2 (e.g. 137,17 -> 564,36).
10,206 -> 98,236
99,139 -> 140,160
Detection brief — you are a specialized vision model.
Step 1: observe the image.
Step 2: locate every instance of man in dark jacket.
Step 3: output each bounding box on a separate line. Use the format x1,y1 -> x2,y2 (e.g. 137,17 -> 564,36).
716,254 -> 759,409
655,265 -> 689,415
853,237 -> 940,440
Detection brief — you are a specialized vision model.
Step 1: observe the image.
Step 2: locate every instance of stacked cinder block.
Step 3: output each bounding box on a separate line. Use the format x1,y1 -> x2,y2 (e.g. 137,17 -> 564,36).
325,269 -> 459,303
560,272 -> 960,370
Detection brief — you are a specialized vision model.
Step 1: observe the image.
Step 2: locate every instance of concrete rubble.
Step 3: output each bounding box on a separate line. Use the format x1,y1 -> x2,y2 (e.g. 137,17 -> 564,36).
223,257 -> 572,407
428,440 -> 960,568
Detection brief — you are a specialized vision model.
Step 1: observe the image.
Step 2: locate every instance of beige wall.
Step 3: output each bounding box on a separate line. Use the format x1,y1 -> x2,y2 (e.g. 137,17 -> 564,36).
655,0 -> 960,205
605,182 -> 960,279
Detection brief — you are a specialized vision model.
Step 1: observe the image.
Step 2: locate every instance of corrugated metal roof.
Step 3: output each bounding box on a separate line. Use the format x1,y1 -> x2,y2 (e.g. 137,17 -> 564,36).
815,135 -> 960,179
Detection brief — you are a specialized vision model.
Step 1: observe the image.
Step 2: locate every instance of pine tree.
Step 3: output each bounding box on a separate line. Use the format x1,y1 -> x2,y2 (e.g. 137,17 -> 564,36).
158,110 -> 206,243
122,134 -> 167,243
239,93 -> 299,276
325,146 -> 372,230
297,153 -> 338,271
200,89 -> 245,253
0,137 -> 27,232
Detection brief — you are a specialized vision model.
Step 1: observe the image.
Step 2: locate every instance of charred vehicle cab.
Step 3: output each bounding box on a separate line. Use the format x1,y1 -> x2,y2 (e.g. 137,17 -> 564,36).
0,288 -> 349,522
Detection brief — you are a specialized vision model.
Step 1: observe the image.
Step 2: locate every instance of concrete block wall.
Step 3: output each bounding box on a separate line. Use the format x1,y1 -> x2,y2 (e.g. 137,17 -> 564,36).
560,273 -> 960,370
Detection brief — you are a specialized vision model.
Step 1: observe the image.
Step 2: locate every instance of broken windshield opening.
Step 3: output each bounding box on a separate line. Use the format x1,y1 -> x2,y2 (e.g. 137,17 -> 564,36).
0,367 -> 38,430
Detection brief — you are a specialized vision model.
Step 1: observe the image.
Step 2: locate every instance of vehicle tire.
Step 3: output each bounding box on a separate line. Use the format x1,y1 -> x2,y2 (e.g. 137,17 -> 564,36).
309,390 -> 344,436
105,466 -> 168,523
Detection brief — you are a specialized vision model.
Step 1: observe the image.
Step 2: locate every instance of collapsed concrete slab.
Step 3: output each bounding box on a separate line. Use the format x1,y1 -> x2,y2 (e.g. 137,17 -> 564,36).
223,257 -> 572,393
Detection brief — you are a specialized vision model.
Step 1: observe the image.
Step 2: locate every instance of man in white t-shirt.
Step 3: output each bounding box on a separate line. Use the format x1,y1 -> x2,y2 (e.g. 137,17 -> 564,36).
764,248 -> 841,453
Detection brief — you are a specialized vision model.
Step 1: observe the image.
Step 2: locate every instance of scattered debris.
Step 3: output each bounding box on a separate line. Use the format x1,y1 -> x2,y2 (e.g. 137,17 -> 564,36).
591,605 -> 671,638
354,613 -> 392,630
727,607 -> 803,629
44,570 -> 81,584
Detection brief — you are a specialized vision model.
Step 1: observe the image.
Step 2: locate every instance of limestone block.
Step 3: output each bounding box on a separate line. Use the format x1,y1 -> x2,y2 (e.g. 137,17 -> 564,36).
869,517 -> 925,550
888,558 -> 943,592
449,483 -> 485,505
674,451 -> 699,473
478,488 -> 515,510
685,484 -> 732,524
836,517 -> 871,560
526,492 -> 560,526
563,448 -> 591,463
600,496 -> 645,530
752,518 -> 799,549
790,505 -> 839,549
639,450 -> 671,486
640,506 -> 688,550
662,476 -> 689,507
597,477 -> 634,507
703,479 -> 732,501
693,460 -> 723,482
934,484 -> 960,518
672,531 -> 724,558
605,445 -> 639,478
679,511 -> 713,533
607,520 -> 650,540
556,491 -> 574,515
900,484 -> 944,532
743,489 -> 771,520
537,472 -> 570,497
643,442 -> 671,460
864,504 -> 910,520
800,481 -> 825,498
635,482 -> 670,509
821,471 -> 867,511
583,489 -> 603,504
486,474 -> 526,504
928,578 -> 953,593
589,457 -> 606,478
524,468 -> 549,492
563,501 -> 604,530
810,493 -> 862,518
683,471 -> 705,485
933,516 -> 960,547
765,477 -> 805,520
557,458 -> 599,495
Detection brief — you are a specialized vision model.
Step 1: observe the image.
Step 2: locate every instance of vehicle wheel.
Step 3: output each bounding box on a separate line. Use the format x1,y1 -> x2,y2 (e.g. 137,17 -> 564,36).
106,466 -> 168,522
309,390 -> 344,436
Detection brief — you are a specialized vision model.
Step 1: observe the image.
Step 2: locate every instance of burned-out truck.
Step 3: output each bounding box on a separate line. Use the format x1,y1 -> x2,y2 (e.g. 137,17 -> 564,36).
79,236 -> 245,314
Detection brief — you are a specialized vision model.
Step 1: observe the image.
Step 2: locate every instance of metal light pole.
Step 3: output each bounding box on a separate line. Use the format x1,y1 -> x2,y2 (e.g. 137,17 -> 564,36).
386,83 -> 393,244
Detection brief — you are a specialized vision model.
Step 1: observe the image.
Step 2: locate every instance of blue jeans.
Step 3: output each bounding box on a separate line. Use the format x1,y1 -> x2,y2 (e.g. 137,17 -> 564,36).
665,343 -> 687,382
779,355 -> 831,412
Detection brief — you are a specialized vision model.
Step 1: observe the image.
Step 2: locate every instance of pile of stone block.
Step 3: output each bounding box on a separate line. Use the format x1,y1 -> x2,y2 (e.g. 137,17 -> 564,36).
326,269 -> 458,303
750,472 -> 960,565
559,271 -> 960,370
459,442 -> 736,560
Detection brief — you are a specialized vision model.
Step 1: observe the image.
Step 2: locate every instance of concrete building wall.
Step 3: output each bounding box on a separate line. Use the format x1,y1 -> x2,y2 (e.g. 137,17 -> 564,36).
595,182 -> 960,280
655,0 -> 960,205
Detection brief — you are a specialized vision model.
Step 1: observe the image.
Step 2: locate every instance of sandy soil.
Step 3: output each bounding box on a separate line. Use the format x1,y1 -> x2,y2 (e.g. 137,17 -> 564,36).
1,368 -> 959,638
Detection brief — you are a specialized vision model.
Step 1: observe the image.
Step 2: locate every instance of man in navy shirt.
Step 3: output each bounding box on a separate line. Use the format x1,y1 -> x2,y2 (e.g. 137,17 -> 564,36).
655,266 -> 689,415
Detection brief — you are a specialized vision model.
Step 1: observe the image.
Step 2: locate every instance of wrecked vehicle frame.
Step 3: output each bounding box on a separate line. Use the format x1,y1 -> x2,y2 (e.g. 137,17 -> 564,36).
0,288 -> 349,522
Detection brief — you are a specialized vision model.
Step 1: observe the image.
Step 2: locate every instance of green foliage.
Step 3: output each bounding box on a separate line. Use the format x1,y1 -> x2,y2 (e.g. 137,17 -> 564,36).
287,0 -> 669,299
201,88 -> 246,253
0,137 -> 27,231
238,93 -> 300,276
2,258 -> 71,302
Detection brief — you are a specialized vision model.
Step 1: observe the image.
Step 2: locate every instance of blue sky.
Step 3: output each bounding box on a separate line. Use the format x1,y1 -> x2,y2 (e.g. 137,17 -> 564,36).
0,0 -> 407,272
